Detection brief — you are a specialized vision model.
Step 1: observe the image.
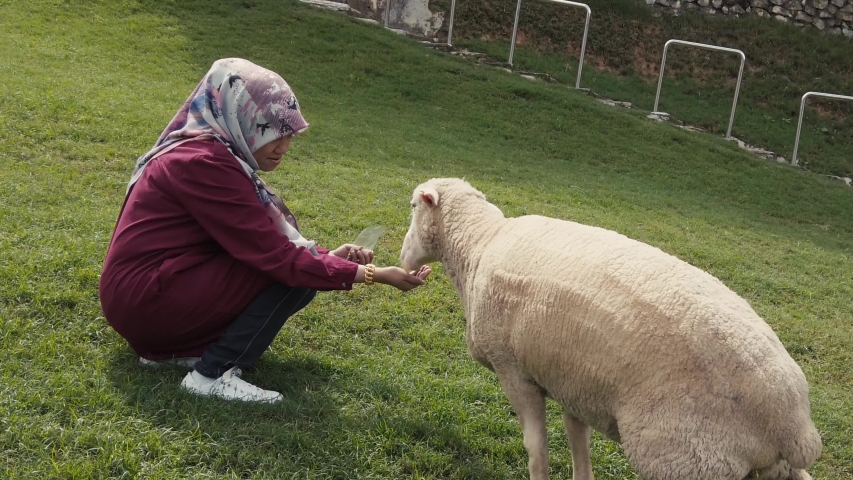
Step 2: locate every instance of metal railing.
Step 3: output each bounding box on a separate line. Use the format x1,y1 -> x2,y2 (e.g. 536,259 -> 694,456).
791,91 -> 853,167
652,40 -> 746,139
508,0 -> 590,89
382,12 -> 850,173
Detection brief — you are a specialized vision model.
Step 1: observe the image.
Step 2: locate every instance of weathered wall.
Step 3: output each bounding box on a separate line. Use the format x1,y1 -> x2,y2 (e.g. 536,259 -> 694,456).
374,0 -> 851,38
341,0 -> 445,37
645,0 -> 853,37
330,0 -> 852,39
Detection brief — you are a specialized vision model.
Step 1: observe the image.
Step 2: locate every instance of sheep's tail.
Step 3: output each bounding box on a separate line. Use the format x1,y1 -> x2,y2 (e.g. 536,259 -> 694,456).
748,419 -> 821,480
750,421 -> 821,480
778,421 -> 822,470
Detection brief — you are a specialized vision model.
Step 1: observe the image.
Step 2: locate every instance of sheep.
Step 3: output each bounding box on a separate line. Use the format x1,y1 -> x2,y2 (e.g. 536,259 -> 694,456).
399,178 -> 822,480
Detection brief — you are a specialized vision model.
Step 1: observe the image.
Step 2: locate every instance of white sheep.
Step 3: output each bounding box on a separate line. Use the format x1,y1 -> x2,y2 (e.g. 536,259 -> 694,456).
400,178 -> 822,480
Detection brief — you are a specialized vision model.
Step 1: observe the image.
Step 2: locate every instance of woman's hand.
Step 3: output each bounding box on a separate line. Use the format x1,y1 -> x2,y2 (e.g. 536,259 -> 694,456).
373,265 -> 432,292
329,244 -> 374,265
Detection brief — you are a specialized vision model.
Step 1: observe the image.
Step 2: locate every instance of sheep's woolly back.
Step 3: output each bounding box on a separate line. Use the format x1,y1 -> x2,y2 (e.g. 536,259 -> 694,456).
404,178 -> 821,478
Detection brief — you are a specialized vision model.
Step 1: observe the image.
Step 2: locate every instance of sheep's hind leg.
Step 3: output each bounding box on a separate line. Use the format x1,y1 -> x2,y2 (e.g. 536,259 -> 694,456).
495,367 -> 549,480
748,461 -> 813,480
563,413 -> 594,480
790,470 -> 813,480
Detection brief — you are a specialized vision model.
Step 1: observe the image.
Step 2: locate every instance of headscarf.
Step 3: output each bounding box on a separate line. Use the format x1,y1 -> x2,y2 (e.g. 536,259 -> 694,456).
128,58 -> 317,254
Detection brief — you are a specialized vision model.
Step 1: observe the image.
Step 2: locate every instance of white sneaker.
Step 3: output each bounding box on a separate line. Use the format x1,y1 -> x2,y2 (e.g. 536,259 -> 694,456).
139,356 -> 201,370
180,367 -> 283,403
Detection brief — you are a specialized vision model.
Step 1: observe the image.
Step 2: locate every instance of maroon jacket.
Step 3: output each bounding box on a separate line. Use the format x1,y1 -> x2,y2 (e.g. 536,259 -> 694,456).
99,137 -> 358,358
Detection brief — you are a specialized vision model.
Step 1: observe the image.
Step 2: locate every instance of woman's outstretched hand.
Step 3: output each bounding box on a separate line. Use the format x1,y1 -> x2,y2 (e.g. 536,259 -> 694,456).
329,244 -> 374,265
374,265 -> 432,291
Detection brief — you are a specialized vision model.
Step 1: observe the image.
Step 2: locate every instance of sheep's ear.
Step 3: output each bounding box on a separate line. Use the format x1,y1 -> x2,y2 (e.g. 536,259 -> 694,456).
419,188 -> 440,208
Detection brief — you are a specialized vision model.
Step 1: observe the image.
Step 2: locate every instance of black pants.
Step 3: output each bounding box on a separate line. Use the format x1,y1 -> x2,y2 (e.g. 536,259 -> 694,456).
193,284 -> 317,378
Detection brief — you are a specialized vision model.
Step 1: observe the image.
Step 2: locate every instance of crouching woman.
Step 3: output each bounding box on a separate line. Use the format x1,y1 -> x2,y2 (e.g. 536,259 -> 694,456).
99,58 -> 430,403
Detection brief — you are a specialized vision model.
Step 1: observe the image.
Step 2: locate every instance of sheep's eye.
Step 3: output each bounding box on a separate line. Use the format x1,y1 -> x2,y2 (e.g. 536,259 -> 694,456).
410,202 -> 416,209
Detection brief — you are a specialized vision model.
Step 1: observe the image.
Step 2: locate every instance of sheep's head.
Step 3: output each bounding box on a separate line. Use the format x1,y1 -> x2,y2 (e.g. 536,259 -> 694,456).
400,181 -> 445,271
401,178 -> 496,271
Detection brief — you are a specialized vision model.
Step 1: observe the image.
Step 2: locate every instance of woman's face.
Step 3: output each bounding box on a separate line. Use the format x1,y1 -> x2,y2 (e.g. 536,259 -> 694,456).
252,135 -> 293,172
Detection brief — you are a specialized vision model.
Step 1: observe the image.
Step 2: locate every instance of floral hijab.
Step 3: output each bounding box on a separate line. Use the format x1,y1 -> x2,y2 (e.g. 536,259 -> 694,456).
128,58 -> 317,254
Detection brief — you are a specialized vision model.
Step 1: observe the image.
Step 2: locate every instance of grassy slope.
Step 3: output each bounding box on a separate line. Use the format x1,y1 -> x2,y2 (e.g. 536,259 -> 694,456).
0,0 -> 851,478
443,0 -> 853,177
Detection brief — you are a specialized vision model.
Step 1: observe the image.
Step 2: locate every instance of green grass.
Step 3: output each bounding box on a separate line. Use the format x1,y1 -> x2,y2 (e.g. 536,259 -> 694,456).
445,0 -> 853,177
1,0 -> 852,478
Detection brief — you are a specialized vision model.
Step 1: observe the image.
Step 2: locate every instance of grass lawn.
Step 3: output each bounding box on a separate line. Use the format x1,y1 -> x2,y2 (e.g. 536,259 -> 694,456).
1,0 -> 852,478
442,0 -> 853,178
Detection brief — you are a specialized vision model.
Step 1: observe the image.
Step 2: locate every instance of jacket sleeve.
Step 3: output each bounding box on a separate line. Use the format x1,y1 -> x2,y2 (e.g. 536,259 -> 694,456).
168,149 -> 359,291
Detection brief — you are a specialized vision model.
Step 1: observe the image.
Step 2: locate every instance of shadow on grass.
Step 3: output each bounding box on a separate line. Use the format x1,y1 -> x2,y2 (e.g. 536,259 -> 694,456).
105,346 -> 505,478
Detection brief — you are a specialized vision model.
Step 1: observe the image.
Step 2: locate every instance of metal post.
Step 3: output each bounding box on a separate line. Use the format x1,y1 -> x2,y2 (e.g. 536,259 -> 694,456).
792,91 -> 853,166
574,1 -> 590,90
447,0 -> 457,46
508,0 -> 524,66
652,39 -> 746,139
384,0 -> 390,28
508,0 -> 591,89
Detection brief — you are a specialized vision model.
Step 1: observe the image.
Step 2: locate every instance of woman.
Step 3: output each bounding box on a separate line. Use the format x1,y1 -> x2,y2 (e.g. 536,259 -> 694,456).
100,58 -> 430,403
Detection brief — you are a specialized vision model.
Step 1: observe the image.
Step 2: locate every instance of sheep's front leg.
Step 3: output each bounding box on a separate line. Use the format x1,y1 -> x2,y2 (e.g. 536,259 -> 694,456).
563,413 -> 594,480
495,368 -> 549,480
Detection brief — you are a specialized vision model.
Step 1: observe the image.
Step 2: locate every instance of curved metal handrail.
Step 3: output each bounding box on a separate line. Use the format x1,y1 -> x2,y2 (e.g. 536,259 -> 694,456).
507,0 -> 591,89
652,39 -> 746,139
791,91 -> 853,167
